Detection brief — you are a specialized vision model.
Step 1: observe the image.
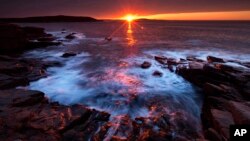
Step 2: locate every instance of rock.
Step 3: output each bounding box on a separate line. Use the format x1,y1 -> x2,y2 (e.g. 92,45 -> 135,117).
0,89 -> 110,141
167,58 -> 178,65
61,52 -> 77,58
141,61 -> 151,69
207,56 -> 225,63
240,62 -> 250,68
228,101 -> 250,124
11,90 -> 45,107
205,96 -> 229,111
22,26 -> 46,39
153,71 -> 163,77
204,128 -> 223,141
210,109 -> 234,140
0,23 -> 27,53
189,61 -> 204,70
37,36 -> 55,42
214,63 -> 243,73
155,56 -> 168,65
176,62 -> 205,86
65,33 -> 76,39
0,23 -> 58,54
27,41 -> 61,48
203,83 -> 243,101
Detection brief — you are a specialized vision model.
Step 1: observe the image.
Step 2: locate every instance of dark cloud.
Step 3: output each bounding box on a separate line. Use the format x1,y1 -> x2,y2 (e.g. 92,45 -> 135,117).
0,0 -> 250,18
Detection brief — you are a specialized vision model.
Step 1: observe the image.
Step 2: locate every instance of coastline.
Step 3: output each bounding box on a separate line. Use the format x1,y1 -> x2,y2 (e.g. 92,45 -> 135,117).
0,23 -> 250,141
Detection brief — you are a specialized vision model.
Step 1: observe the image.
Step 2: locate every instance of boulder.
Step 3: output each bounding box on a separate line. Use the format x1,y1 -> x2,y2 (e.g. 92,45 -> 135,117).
61,52 -> 77,58
141,61 -> 151,69
153,71 -> 163,77
167,58 -> 178,65
155,56 -> 168,65
65,33 -> 76,39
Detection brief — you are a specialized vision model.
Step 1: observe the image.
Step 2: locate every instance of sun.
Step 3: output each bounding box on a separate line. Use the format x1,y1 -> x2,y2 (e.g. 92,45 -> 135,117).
124,14 -> 137,22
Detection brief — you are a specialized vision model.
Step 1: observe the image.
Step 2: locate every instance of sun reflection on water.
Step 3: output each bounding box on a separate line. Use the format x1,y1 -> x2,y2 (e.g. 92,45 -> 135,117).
126,22 -> 136,46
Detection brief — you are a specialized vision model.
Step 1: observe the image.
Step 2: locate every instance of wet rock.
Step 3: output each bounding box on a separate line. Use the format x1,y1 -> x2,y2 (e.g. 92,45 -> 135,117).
189,61 -> 204,70
61,52 -> 77,58
240,62 -> 250,68
210,109 -> 234,140
176,62 -> 205,86
0,76 -> 29,89
228,101 -> 250,124
207,56 -> 225,63
65,33 -> 76,39
141,61 -> 151,69
167,58 -> 178,65
153,71 -> 163,77
155,56 -> 168,65
214,63 -> 242,73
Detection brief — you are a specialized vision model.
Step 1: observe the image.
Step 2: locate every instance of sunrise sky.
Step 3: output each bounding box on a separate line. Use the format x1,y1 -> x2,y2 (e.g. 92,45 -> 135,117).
0,0 -> 250,20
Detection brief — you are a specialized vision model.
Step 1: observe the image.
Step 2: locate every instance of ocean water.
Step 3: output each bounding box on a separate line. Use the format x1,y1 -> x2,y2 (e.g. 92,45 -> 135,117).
19,21 -> 250,138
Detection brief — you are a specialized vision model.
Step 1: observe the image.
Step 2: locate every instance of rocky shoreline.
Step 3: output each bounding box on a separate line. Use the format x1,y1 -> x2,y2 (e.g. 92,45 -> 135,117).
144,54 -> 250,141
0,23 -> 250,141
0,23 -> 112,141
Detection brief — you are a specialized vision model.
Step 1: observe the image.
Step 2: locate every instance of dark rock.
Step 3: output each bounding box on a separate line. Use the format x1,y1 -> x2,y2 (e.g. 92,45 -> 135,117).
204,128 -> 222,141
22,26 -> 46,39
61,52 -> 77,58
228,101 -> 250,124
37,36 -> 55,42
27,41 -> 61,48
240,62 -> 250,68
0,23 -> 58,54
65,33 -> 76,39
207,56 -> 225,63
11,90 -> 45,107
0,89 -> 110,141
0,23 -> 27,53
214,63 -> 242,73
155,56 -> 168,65
210,109 -> 234,140
205,96 -> 229,111
203,83 -> 243,101
189,61 -> 204,70
141,61 -> 151,69
153,71 -> 163,77
167,58 -> 178,65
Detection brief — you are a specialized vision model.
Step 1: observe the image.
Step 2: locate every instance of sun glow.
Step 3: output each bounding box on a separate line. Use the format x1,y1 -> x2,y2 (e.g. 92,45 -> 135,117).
124,14 -> 137,22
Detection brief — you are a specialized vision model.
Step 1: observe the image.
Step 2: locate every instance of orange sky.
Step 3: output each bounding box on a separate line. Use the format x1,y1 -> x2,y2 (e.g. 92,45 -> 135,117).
117,11 -> 250,20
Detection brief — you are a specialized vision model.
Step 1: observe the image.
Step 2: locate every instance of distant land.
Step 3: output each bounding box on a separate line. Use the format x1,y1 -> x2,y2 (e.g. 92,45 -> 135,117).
0,15 -> 101,23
